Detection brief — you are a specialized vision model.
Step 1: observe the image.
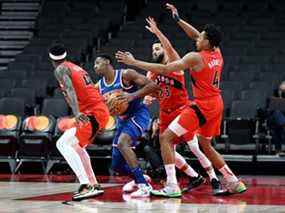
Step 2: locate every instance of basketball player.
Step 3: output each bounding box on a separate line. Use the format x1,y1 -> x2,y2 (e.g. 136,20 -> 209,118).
116,4 -> 246,197
49,43 -> 110,201
144,17 -> 226,195
94,54 -> 160,197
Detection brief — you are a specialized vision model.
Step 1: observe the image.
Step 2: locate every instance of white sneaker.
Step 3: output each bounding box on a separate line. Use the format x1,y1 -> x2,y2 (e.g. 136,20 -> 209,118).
130,184 -> 152,198
122,175 -> 151,193
151,183 -> 182,198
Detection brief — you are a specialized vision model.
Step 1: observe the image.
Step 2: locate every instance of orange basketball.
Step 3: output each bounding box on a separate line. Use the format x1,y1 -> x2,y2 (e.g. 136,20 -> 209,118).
106,91 -> 129,116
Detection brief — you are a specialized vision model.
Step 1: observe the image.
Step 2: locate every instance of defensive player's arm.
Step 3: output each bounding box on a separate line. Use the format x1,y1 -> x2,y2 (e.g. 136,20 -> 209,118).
54,65 -> 80,116
166,3 -> 200,41
123,69 -> 160,101
146,17 -> 180,62
116,51 -> 202,75
94,82 -> 100,90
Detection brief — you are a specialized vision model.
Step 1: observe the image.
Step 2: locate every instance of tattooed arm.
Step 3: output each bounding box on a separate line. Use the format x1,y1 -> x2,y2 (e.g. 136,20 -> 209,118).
54,65 -> 89,123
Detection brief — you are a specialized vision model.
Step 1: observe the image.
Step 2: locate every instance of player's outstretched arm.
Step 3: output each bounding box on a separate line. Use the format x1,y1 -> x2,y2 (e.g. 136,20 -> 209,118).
166,3 -> 200,41
145,17 -> 180,61
116,51 -> 197,75
54,65 -> 89,124
122,69 -> 160,102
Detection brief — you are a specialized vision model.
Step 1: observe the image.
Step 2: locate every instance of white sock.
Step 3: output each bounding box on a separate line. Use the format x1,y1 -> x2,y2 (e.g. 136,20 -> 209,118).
187,136 -> 219,180
205,167 -> 218,181
175,152 -> 198,178
219,165 -> 238,183
74,145 -> 98,185
165,164 -> 177,185
56,128 -> 90,185
187,135 -> 212,169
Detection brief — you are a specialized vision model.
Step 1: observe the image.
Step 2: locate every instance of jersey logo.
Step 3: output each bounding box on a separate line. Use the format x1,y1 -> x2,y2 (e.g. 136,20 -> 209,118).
208,59 -> 221,69
155,75 -> 183,90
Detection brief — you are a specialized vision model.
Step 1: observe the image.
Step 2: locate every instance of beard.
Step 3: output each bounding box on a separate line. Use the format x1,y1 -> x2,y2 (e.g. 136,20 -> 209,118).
152,53 -> 164,63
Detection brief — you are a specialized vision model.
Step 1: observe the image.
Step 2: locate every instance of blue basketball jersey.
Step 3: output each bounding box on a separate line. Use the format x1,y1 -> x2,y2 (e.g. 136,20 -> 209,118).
98,69 -> 146,118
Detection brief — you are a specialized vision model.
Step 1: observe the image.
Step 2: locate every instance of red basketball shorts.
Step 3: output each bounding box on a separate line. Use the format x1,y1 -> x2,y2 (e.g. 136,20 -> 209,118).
168,95 -> 224,140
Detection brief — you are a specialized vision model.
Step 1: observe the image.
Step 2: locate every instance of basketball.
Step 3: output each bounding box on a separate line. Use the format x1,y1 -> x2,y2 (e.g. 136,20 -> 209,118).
106,91 -> 129,115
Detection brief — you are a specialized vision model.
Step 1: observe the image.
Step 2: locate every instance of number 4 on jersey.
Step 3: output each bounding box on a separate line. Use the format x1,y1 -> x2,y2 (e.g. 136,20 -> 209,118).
212,71 -> 220,89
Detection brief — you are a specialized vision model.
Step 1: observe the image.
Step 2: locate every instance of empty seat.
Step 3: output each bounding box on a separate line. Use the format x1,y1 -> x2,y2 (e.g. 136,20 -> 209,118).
21,79 -> 48,98
10,88 -> 36,107
225,119 -> 258,155
240,89 -> 268,109
249,82 -> 273,96
228,71 -> 257,84
0,79 -> 16,89
41,98 -> 69,118
222,90 -> 235,116
220,81 -> 244,92
0,97 -> 25,116
230,100 -> 257,119
18,115 -> 56,173
0,114 -> 21,173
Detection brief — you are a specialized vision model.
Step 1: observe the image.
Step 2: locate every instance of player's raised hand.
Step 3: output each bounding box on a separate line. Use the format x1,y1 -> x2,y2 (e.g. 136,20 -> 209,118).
145,17 -> 159,34
166,3 -> 179,18
116,51 -> 136,65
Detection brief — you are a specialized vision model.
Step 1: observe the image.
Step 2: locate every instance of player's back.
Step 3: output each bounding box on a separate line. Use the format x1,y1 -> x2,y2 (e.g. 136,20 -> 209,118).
190,48 -> 223,100
98,69 -> 147,118
61,61 -> 106,115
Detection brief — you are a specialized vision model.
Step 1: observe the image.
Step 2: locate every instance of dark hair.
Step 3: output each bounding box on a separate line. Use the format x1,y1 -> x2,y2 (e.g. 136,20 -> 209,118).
152,39 -> 161,45
203,24 -> 222,48
96,53 -> 113,65
48,42 -> 67,61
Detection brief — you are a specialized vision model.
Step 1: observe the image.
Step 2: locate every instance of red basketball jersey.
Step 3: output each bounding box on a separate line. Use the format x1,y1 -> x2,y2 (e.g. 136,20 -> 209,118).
58,61 -> 109,130
148,71 -> 189,112
190,48 -> 223,99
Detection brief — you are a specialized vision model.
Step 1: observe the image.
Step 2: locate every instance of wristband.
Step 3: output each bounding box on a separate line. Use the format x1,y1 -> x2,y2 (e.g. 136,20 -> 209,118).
173,13 -> 180,22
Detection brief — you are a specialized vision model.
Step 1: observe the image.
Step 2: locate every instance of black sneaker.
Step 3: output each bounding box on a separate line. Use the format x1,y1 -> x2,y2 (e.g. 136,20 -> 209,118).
185,175 -> 205,191
73,184 -> 88,196
72,184 -> 104,201
211,179 -> 228,196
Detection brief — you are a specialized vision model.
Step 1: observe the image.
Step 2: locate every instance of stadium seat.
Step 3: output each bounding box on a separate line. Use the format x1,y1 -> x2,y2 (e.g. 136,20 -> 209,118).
0,79 -> 16,90
10,88 -> 36,108
0,114 -> 21,173
0,97 -> 25,116
240,89 -> 268,109
17,115 -> 56,173
223,118 -> 258,157
21,79 -> 48,98
41,98 -> 69,118
230,100 -> 257,119
221,90 -> 235,117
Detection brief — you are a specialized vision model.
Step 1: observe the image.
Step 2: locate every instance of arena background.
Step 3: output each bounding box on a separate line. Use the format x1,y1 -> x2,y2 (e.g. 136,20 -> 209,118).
0,0 -> 284,177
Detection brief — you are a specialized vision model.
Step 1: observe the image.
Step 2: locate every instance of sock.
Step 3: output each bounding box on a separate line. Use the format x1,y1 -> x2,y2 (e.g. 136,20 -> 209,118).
165,164 -> 177,185
75,146 -> 98,185
187,136 -> 212,169
56,128 -> 89,185
175,152 -> 198,178
131,167 -> 148,185
205,167 -> 218,181
219,165 -> 238,182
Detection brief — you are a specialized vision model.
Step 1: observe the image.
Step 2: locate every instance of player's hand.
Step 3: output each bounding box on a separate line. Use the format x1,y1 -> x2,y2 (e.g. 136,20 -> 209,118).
166,3 -> 179,18
116,93 -> 134,103
143,95 -> 155,105
75,113 -> 89,125
116,51 -> 136,65
145,17 -> 159,34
